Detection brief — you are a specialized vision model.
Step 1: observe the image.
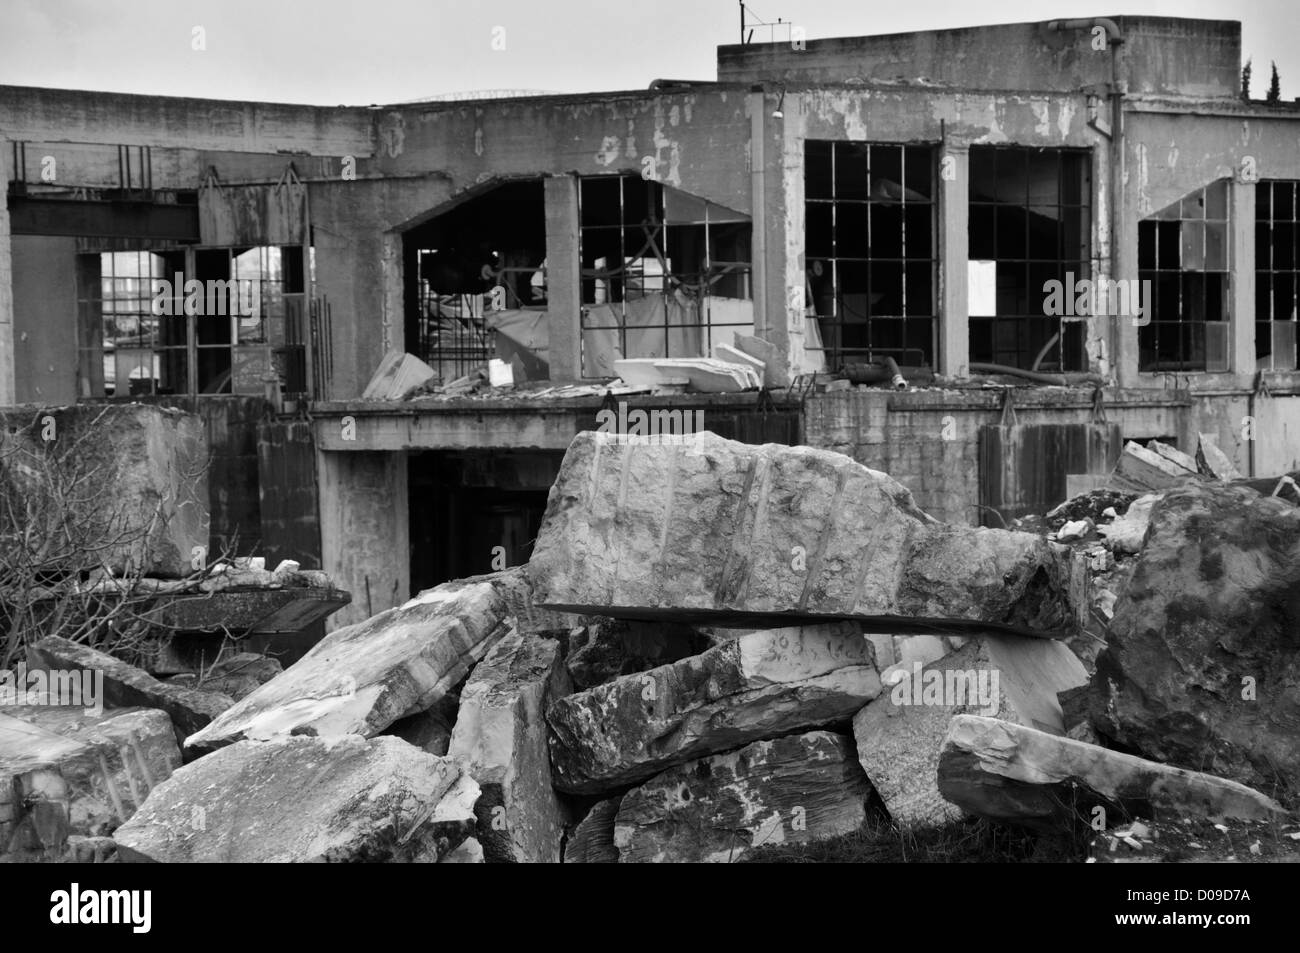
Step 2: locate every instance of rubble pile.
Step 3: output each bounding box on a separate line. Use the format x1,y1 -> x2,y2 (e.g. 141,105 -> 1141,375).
4,429 -> 1298,863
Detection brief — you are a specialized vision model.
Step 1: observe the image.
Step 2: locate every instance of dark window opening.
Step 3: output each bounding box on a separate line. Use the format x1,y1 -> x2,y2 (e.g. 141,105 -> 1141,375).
578,175 -> 753,378
967,145 -> 1091,372
403,180 -> 548,383
1256,180 -> 1298,371
804,140 -> 937,371
1138,180 -> 1230,372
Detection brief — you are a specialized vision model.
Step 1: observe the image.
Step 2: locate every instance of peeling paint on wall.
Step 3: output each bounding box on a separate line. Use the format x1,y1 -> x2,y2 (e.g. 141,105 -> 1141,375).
595,135 -> 619,166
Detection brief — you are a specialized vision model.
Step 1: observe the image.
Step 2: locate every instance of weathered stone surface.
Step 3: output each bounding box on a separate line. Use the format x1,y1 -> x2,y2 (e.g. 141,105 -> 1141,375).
26,637 -> 232,746
113,735 -> 479,862
613,731 -> 873,863
566,618 -> 711,691
853,635 -> 1088,828
0,403 -> 209,578
1096,494 -> 1159,555
529,431 -> 1075,637
193,653 -> 283,701
383,695 -> 459,756
1108,440 -> 1201,494
938,715 -> 1286,829
184,572 -> 525,755
564,797 -> 623,863
1196,433 -> 1241,481
439,836 -> 484,863
1088,484 -> 1300,794
448,629 -> 572,863
547,622 -> 879,795
1,706 -> 180,861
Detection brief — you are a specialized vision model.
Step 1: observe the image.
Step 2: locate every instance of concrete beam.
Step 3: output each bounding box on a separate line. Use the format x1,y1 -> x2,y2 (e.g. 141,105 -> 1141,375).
544,175 -> 581,381
939,146 -> 969,378
314,406 -> 590,452
1229,178 -> 1256,378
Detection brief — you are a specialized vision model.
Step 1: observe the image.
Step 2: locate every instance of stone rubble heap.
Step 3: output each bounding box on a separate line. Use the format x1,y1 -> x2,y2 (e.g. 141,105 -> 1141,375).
5,430 -> 1297,863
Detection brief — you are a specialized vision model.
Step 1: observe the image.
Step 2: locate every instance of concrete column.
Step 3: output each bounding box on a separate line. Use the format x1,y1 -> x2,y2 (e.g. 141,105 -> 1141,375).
1229,178 -> 1256,379
544,175 -> 581,381
749,91 -> 769,342
0,138 -> 15,405
938,145 -> 969,378
317,447 -> 409,630
1113,141 -> 1140,387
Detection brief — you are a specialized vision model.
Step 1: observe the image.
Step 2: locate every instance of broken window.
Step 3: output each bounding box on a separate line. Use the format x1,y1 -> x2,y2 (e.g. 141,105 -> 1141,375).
1256,180 -> 1298,371
404,180 -> 548,382
1138,180 -> 1230,372
76,244 -> 309,397
968,146 -> 1090,371
804,141 -> 937,370
579,175 -> 753,378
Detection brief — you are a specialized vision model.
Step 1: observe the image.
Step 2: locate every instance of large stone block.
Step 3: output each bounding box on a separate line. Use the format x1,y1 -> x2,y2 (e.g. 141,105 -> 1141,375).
185,571 -> 526,755
613,731 -> 873,863
547,622 -> 880,794
447,629 -> 572,863
938,715 -> 1286,829
0,403 -> 209,578
1088,484 -> 1300,794
26,637 -> 232,748
529,431 -> 1075,636
113,735 -> 479,863
852,634 -> 1088,828
1,706 -> 180,861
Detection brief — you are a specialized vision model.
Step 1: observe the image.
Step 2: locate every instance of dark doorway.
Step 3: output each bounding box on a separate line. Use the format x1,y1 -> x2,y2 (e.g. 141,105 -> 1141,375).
408,450 -> 562,595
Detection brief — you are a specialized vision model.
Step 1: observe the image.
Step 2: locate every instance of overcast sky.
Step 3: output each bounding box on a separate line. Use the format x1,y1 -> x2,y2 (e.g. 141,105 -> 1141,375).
1,0 -> 1294,105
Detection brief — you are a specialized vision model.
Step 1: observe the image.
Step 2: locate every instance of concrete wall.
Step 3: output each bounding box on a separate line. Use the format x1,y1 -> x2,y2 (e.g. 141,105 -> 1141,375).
801,387 -> 1264,524
718,17 -> 1240,100
11,235 -> 78,404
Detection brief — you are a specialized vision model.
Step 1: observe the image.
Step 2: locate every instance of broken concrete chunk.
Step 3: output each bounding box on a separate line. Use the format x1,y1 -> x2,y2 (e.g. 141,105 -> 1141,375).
1090,484 -> 1300,794
362,349 -> 438,400
113,735 -> 478,862
734,335 -> 790,388
1148,440 -> 1200,477
25,637 -> 232,747
530,431 -> 1077,637
853,635 -> 1088,828
547,622 -> 880,795
1095,494 -> 1159,555
1196,433 -> 1241,481
613,731 -> 873,863
937,715 -> 1286,830
0,707 -> 180,861
1108,441 -> 1200,494
653,358 -> 757,393
194,653 -> 283,702
184,571 -> 525,755
447,629 -> 572,863
713,342 -> 766,383
564,797 -> 623,863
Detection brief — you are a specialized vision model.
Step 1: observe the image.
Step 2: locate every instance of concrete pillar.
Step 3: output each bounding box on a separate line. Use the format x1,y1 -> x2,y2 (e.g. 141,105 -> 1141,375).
1113,142 -> 1140,387
544,175 -> 581,381
938,146 -> 969,378
1229,178 -> 1256,379
0,138 -> 15,405
317,447 -> 409,630
749,91 -> 769,342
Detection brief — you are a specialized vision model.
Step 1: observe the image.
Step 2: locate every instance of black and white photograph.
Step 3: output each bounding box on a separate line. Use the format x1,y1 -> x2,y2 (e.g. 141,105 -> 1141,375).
0,0 -> 1296,925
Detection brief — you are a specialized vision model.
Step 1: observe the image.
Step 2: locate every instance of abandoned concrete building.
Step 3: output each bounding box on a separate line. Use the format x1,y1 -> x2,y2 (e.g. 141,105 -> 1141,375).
2,15 -> 1299,630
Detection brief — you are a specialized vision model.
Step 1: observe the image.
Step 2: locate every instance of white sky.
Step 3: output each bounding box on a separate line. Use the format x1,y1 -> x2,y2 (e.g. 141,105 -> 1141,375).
0,0 -> 1294,105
